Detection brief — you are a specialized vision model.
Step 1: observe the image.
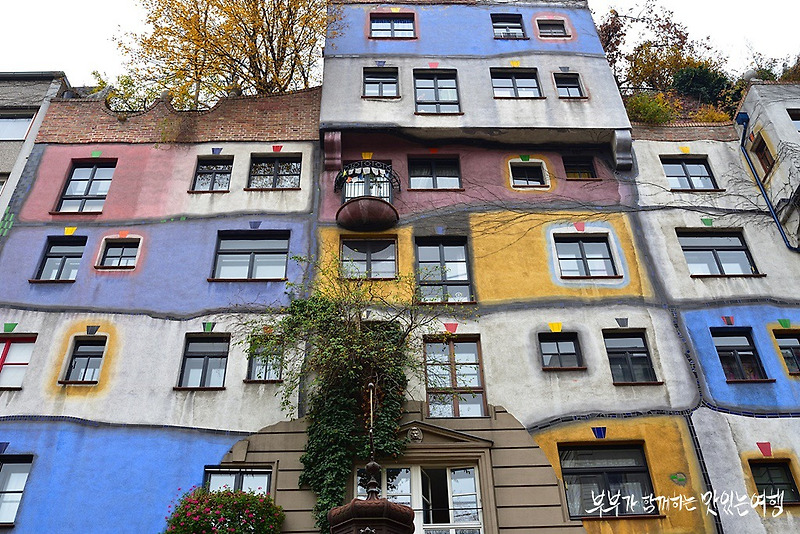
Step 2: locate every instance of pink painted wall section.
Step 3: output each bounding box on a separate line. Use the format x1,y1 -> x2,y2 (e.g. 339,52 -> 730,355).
19,144 -> 194,222
319,132 -> 628,223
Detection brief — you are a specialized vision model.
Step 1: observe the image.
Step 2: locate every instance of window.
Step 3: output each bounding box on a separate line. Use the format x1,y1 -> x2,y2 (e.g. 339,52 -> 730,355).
752,135 -> 775,175
510,163 -> 546,187
341,161 -> 394,203
0,115 -> 33,140
0,173 -> 7,195
408,158 -> 461,189
342,240 -> 396,279
776,333 -> 800,374
491,14 -> 525,39
677,231 -> 758,276
0,338 -> 35,389
192,158 -> 232,192
490,69 -> 541,98
661,158 -> 717,190
205,467 -> 271,494
537,19 -> 568,37
711,329 -> 768,381
370,15 -> 415,38
65,338 -> 106,383
363,69 -> 398,97
603,332 -> 658,384
248,157 -> 301,189
559,446 -> 657,518
357,466 -> 482,532
212,232 -> 289,280
554,73 -> 584,98
750,462 -> 800,502
414,72 -> 460,113
554,235 -> 617,278
179,335 -> 229,388
35,236 -> 86,281
425,337 -> 485,417
0,455 -> 33,524
789,110 -> 800,132
99,238 -> 139,268
247,347 -> 282,381
57,163 -> 114,212
416,239 -> 472,303
539,332 -> 583,369
563,157 -> 597,180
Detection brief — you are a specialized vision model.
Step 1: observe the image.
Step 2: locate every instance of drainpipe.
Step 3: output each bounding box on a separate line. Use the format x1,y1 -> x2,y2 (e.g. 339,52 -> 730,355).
735,112 -> 800,252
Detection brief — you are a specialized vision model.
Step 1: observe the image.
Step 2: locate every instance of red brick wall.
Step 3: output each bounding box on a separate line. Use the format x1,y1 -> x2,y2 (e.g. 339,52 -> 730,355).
632,122 -> 739,142
36,87 -> 321,144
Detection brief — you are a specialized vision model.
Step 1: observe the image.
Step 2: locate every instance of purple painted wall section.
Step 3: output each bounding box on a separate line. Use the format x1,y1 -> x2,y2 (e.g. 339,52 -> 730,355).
319,132 -> 627,223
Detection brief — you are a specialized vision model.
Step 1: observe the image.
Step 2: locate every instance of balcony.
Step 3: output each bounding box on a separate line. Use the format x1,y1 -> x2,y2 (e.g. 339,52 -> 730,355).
334,160 -> 401,231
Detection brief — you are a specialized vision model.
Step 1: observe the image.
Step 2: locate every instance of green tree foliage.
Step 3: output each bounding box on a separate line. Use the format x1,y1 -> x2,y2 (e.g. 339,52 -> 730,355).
164,487 -> 284,533
625,91 -> 680,124
672,65 -> 731,105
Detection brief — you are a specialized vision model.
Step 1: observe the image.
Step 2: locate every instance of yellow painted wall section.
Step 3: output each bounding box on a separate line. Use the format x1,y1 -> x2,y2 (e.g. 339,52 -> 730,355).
470,211 -> 652,303
534,416 -> 714,534
47,320 -> 119,398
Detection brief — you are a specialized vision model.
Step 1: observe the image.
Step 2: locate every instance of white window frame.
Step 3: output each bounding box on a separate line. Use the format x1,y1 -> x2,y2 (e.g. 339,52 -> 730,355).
0,454 -> 33,525
508,157 -> 550,189
94,234 -> 143,270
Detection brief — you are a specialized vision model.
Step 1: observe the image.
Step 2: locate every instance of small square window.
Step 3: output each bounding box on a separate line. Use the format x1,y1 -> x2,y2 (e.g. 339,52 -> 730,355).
491,14 -> 525,39
537,20 -> 568,37
248,157 -> 301,189
363,69 -> 398,97
414,71 -> 460,113
408,158 -> 461,189
554,73 -> 584,98
65,338 -> 106,383
661,157 -> 717,190
510,162 -> 547,187
247,345 -> 282,381
99,238 -> 139,269
775,332 -> 800,374
212,231 -> 290,280
0,115 -> 33,140
750,461 -> 800,502
603,332 -> 658,383
36,236 -> 87,281
789,110 -> 800,132
342,240 -> 397,279
490,69 -> 541,98
416,238 -> 473,303
752,135 -> 775,176
425,337 -> 486,417
554,235 -> 617,278
539,332 -> 582,368
205,466 -> 272,494
0,337 -> 36,389
193,158 -> 232,192
370,15 -> 415,38
179,335 -> 229,388
0,454 -> 33,524
563,157 -> 597,180
677,231 -> 758,276
711,328 -> 768,381
57,163 -> 115,212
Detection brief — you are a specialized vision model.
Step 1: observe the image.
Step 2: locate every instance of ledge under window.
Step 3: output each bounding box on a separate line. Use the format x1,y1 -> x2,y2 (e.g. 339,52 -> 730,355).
58,380 -> 98,385
669,188 -> 726,193
187,189 -> 230,194
414,112 -> 465,116
207,278 -> 288,282
243,379 -> 283,384
48,211 -> 103,216
612,381 -> 664,386
542,366 -> 588,372
690,273 -> 766,279
408,188 -> 466,192
361,95 -> 402,100
243,187 -> 302,192
94,265 -> 136,271
561,275 -> 624,280
173,386 -> 226,391
558,96 -> 589,101
28,279 -> 75,284
0,387 -> 22,391
419,301 -> 477,306
725,378 -> 776,384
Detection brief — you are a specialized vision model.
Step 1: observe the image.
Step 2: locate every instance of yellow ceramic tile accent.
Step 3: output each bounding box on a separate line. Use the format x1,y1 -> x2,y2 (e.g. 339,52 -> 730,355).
535,416 -> 714,533
64,226 -> 77,235
361,152 -> 373,160
509,60 -> 521,67
47,319 -> 119,398
548,322 -> 562,332
679,146 -> 690,154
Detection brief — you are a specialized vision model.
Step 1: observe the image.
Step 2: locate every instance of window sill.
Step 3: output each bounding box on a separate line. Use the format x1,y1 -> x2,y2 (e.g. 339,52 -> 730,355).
187,189 -> 230,194
243,187 -> 302,192
361,95 -> 402,100
579,513 -> 666,521
408,188 -> 465,192
558,96 -> 589,100
669,188 -> 726,193
28,279 -> 75,284
493,96 -> 546,100
0,523 -> 18,529
542,366 -> 588,372
789,372 -> 800,376
173,386 -> 226,391
690,273 -> 766,279
419,301 -> 477,306
414,112 -> 465,116
369,36 -> 418,41
0,387 -> 22,391
48,211 -> 102,216
560,275 -> 624,280
493,36 -> 529,40
207,278 -> 288,282
243,379 -> 283,384
613,381 -> 664,386
94,265 -> 136,271
725,378 -> 776,384
565,177 -> 602,181
512,184 -> 550,189
342,276 -> 397,281
58,380 -> 98,385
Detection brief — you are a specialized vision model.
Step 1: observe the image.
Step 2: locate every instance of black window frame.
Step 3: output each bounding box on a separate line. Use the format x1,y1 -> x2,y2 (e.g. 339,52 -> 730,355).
363,68 -> 399,98
64,337 -> 107,384
369,15 -> 416,39
554,235 -> 618,278
414,71 -> 461,114
677,231 -> 759,277
510,162 -> 547,187
192,157 -> 233,192
749,461 -> 800,502
775,332 -> 800,375
563,157 -> 597,180
0,454 -> 33,525
539,332 -> 584,369
178,334 -> 230,389
537,19 -> 569,37
490,68 -> 542,99
559,445 -> 658,518
341,239 -> 397,280
35,236 -> 87,281
415,238 -> 474,303
424,336 -> 487,418
0,173 -> 8,195
57,162 -> 115,213
247,156 -> 301,190
554,73 -> 584,98
211,231 -> 290,281
789,110 -> 800,133
660,157 -> 718,190
711,328 -> 769,382
246,345 -> 283,382
603,331 -> 659,384
491,14 -> 526,39
98,238 -> 140,269
407,158 -> 462,189
204,465 -> 273,494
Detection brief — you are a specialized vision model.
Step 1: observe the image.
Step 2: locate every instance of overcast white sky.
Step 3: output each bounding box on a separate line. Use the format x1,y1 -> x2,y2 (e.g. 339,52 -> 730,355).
0,0 -> 796,87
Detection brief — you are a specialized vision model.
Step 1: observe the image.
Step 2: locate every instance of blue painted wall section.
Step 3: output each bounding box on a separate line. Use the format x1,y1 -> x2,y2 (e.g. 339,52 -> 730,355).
683,305 -> 800,411
1,419 -> 238,534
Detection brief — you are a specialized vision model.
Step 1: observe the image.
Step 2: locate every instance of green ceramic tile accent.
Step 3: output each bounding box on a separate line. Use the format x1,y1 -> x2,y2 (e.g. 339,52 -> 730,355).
519,155 -> 530,161
203,322 -> 215,332
3,323 -> 18,333
701,217 -> 713,226
779,319 -> 791,328
91,150 -> 102,158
